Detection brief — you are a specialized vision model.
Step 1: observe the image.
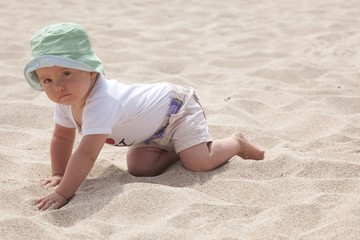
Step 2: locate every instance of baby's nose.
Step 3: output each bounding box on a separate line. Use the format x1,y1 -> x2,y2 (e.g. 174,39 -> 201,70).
53,79 -> 65,91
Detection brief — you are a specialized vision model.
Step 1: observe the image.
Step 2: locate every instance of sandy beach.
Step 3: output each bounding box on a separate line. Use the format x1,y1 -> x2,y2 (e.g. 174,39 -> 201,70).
1,0 -> 360,239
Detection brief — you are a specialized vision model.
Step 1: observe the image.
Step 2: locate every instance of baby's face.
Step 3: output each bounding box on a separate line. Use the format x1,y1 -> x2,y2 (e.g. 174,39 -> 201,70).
35,66 -> 97,106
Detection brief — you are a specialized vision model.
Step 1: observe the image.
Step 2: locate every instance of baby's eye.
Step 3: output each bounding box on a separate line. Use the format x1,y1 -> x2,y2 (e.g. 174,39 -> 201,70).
43,79 -> 52,84
62,71 -> 71,78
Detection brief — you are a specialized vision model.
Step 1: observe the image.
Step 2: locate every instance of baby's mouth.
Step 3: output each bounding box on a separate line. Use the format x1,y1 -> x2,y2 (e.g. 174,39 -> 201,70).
58,94 -> 71,100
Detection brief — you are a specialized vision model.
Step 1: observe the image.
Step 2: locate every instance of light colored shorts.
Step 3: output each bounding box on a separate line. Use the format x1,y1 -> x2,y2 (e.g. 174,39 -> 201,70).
130,84 -> 212,153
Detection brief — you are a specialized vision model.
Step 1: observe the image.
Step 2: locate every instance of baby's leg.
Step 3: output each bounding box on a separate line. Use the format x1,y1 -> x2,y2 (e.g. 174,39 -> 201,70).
179,132 -> 264,172
126,147 -> 179,177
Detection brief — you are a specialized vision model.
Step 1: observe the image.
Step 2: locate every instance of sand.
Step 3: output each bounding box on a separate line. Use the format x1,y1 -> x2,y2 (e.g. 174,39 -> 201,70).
1,0 -> 360,239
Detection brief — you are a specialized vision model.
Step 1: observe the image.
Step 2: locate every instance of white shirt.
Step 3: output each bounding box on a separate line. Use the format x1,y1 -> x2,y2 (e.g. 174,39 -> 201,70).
54,76 -> 171,146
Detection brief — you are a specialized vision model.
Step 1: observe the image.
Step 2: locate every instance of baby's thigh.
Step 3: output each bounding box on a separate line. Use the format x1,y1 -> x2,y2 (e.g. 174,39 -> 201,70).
178,142 -> 211,172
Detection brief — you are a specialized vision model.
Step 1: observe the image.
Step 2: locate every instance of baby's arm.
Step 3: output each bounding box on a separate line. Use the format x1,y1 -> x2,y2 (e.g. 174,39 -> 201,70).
36,133 -> 108,210
40,124 -> 75,187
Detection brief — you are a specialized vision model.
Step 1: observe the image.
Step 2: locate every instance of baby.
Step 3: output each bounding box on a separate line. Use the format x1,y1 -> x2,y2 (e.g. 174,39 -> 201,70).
24,23 -> 265,211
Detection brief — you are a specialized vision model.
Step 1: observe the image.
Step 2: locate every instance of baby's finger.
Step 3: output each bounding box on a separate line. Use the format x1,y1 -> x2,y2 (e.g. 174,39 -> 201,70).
40,179 -> 51,186
51,201 -> 62,210
48,179 -> 60,187
39,199 -> 54,211
35,197 -> 44,205
42,201 -> 53,211
35,199 -> 46,210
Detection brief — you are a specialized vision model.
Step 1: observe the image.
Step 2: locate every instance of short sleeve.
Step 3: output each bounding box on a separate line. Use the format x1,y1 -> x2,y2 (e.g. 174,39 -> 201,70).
81,95 -> 125,136
54,104 -> 76,128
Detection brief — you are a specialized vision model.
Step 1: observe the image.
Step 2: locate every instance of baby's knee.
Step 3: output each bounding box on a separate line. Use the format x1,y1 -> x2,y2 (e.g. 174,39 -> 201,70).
127,165 -> 158,177
126,158 -> 160,177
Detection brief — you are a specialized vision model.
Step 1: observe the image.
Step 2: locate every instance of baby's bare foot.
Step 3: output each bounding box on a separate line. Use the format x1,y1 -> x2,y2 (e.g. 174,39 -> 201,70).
232,132 -> 265,160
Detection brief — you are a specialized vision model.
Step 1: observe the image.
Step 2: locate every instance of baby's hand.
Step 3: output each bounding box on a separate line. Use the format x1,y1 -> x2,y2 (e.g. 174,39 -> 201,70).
35,191 -> 68,211
40,175 -> 62,187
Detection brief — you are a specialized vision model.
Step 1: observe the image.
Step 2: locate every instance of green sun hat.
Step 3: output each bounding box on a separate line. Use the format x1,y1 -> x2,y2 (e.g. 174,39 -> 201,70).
24,23 -> 105,91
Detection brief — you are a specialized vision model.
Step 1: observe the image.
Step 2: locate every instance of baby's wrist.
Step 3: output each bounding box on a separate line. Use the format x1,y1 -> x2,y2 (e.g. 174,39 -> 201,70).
52,174 -> 63,178
55,190 -> 69,201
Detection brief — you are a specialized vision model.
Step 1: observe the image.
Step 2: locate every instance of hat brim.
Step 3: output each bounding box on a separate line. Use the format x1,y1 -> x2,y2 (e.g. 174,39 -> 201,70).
24,55 -> 101,91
